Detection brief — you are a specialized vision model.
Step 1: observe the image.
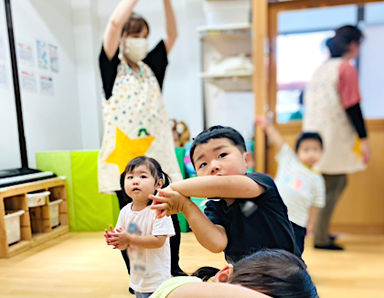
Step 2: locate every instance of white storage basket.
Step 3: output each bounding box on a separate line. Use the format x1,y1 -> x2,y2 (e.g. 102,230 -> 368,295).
27,191 -> 50,207
49,199 -> 63,228
5,210 -> 25,245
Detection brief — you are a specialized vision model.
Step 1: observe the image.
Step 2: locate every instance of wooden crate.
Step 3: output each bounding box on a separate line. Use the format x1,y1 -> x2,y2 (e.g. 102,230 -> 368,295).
0,177 -> 69,258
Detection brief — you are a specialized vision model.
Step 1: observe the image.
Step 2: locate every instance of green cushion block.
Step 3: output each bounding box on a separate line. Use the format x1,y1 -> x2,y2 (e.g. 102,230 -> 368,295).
178,197 -> 206,233
175,147 -> 186,179
36,151 -> 119,231
36,148 -> 188,232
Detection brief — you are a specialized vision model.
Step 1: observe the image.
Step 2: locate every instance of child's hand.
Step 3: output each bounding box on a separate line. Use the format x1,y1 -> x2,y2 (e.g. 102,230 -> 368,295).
150,188 -> 189,218
255,116 -> 269,130
104,225 -> 116,244
107,229 -> 131,250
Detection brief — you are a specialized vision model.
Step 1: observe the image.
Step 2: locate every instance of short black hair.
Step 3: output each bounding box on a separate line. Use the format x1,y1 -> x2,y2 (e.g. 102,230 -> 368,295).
326,25 -> 363,58
295,132 -> 323,152
190,126 -> 246,167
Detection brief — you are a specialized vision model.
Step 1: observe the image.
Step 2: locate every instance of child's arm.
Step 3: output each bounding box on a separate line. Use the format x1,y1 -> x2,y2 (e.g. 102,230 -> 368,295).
306,206 -> 318,236
167,175 -> 265,199
151,189 -> 228,253
127,234 -> 168,249
255,116 -> 285,151
107,230 -> 167,249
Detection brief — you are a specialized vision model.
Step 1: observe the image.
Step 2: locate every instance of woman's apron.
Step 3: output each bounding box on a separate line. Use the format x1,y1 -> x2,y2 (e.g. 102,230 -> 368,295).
98,60 -> 182,193
303,58 -> 366,174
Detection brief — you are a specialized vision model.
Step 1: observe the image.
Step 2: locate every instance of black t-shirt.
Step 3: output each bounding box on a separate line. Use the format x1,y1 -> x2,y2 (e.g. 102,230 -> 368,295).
98,40 -> 168,100
204,172 -> 300,263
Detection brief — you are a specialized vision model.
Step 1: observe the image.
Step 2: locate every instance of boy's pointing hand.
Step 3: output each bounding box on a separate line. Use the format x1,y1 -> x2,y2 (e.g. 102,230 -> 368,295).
150,188 -> 189,218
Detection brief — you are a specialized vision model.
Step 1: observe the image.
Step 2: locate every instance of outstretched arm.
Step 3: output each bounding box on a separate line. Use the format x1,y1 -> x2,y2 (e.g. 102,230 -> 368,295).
163,0 -> 178,53
151,189 -> 228,253
103,0 -> 139,59
169,175 -> 265,199
255,116 -> 285,151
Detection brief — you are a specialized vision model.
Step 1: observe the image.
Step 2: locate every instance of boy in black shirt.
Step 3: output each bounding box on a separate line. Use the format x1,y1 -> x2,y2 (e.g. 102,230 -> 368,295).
152,126 -> 300,262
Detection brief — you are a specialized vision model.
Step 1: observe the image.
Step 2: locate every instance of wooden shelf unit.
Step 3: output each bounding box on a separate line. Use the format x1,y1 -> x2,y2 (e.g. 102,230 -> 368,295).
0,177 -> 69,258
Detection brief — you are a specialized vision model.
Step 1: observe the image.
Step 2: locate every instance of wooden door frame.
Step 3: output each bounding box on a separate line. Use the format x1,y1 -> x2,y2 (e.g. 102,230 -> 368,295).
253,0 -> 384,173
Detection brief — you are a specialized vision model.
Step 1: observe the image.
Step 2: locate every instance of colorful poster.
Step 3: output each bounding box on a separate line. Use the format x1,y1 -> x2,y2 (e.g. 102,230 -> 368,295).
40,75 -> 54,96
48,44 -> 59,73
36,40 -> 48,69
20,69 -> 37,93
17,41 -> 34,66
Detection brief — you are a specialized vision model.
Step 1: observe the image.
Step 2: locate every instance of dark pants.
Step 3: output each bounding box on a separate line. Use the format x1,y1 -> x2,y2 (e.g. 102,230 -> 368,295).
314,174 -> 347,245
116,190 -> 181,274
291,222 -> 307,256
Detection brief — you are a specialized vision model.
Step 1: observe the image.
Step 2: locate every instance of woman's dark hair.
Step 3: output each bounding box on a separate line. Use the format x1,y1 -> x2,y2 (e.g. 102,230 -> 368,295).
229,249 -> 318,298
191,249 -> 318,298
190,125 -> 246,168
295,132 -> 323,152
121,13 -> 149,37
119,156 -> 170,203
192,266 -> 220,281
326,25 -> 363,57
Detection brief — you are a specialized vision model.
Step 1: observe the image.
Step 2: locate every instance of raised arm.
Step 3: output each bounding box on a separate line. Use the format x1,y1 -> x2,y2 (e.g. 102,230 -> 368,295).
163,0 -> 178,53
255,116 -> 285,151
170,175 -> 264,199
103,0 -> 139,59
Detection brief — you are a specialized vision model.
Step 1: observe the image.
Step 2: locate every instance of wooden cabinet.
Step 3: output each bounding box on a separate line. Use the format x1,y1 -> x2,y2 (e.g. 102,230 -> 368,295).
0,177 -> 68,258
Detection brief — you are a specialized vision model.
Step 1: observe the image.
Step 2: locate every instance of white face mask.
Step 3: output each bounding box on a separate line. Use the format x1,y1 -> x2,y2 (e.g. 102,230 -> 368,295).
122,38 -> 148,63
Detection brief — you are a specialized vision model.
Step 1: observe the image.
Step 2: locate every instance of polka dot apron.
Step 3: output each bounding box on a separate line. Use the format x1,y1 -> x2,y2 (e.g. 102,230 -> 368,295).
98,60 -> 181,193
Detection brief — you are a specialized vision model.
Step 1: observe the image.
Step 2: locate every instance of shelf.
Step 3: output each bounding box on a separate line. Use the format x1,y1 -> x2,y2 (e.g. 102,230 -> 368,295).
0,177 -> 68,258
197,22 -> 251,34
6,240 -> 31,257
201,71 -> 253,91
200,70 -> 253,79
32,225 -> 69,246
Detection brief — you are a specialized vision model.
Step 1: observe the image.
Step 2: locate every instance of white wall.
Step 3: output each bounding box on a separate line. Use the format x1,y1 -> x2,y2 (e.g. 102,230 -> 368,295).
13,0 -> 83,168
0,0 -> 84,170
71,0 -> 102,149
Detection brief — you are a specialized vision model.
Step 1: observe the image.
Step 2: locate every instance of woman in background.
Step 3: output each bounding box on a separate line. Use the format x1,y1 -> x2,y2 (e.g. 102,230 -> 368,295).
303,25 -> 371,250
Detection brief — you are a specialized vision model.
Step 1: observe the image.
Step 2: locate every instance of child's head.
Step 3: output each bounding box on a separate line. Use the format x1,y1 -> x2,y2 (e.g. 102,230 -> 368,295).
120,156 -> 170,204
190,126 -> 248,176
295,132 -> 323,167
215,249 -> 318,297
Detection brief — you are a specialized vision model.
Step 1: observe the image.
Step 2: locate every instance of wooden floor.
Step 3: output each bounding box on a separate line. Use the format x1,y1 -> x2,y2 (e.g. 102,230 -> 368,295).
0,232 -> 383,297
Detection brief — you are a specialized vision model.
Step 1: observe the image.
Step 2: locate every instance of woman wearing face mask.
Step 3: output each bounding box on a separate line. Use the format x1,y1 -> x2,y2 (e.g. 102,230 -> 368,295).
98,0 -> 186,286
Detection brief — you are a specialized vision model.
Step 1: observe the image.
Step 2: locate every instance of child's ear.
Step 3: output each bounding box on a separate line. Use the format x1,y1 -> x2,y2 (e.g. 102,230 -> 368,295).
244,152 -> 254,169
156,178 -> 164,190
214,264 -> 234,283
